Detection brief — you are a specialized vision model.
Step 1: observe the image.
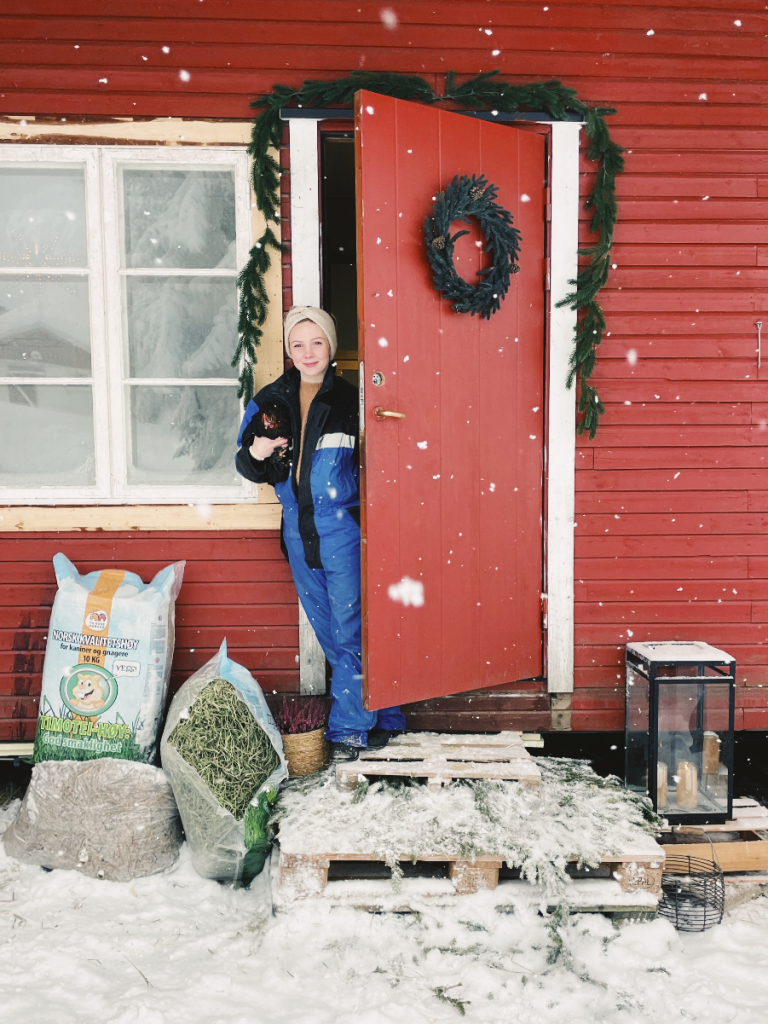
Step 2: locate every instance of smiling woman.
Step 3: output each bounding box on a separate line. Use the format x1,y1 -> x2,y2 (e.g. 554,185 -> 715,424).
235,304 -> 406,761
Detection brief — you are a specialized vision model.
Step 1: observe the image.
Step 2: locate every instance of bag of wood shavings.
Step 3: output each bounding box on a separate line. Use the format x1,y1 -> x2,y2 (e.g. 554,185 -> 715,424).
34,553 -> 184,765
3,758 -> 182,881
161,639 -> 288,886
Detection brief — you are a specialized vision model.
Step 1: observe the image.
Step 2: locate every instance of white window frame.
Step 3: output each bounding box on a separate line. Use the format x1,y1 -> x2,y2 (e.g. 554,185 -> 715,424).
0,144 -> 256,505
0,145 -> 110,503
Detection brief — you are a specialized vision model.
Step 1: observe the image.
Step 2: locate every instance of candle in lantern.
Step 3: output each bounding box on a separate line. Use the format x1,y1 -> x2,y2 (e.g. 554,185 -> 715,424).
657,761 -> 668,808
676,760 -> 699,809
703,731 -> 721,776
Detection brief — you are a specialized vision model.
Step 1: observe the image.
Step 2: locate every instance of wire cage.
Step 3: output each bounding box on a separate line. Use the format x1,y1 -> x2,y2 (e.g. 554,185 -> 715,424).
658,854 -> 725,932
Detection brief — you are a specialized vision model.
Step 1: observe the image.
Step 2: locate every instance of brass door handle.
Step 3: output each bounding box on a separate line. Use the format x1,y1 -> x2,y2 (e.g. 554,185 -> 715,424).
374,407 -> 406,420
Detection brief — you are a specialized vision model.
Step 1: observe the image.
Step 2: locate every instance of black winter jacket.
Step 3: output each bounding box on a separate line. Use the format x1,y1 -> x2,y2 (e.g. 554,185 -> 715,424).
235,364 -> 360,569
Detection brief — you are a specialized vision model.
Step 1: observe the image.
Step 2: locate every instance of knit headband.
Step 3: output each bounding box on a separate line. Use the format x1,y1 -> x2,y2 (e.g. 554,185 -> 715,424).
283,306 -> 338,360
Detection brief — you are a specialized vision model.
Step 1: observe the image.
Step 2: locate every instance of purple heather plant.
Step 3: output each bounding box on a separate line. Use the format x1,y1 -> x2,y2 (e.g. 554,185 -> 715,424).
274,696 -> 328,735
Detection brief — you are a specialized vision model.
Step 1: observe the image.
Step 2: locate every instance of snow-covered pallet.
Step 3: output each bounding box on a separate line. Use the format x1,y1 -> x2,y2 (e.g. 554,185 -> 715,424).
335,731 -> 541,791
662,798 -> 768,874
273,843 -> 665,914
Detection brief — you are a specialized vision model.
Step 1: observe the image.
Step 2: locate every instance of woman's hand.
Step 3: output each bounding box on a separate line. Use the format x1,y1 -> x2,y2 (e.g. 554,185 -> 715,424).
249,436 -> 288,461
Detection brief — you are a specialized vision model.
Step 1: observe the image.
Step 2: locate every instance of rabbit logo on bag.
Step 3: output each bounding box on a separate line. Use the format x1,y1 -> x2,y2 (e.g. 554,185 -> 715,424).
85,610 -> 109,632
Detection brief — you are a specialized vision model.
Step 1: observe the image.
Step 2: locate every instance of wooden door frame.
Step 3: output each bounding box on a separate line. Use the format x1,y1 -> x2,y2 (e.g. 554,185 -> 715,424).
286,110 -> 581,697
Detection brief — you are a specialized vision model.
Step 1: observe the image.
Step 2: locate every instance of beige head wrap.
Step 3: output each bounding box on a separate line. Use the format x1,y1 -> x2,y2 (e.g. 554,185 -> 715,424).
283,306 -> 338,360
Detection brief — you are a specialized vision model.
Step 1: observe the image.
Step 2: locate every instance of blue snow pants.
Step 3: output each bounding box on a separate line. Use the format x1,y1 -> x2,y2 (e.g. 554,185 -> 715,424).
281,504 -> 406,746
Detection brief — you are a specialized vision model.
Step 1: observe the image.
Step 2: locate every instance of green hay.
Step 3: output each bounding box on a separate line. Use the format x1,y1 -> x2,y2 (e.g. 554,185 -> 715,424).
167,677 -> 279,820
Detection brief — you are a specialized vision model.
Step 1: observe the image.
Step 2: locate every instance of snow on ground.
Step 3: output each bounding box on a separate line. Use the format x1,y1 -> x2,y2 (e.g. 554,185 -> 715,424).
2,798 -> 768,1024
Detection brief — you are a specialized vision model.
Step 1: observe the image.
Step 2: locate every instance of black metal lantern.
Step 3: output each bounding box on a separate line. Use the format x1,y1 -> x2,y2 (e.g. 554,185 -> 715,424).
625,641 -> 735,826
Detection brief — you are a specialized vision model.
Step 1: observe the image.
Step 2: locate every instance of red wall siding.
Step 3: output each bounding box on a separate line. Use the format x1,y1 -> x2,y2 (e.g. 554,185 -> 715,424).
1,1 -> 767,730
0,533 -> 299,741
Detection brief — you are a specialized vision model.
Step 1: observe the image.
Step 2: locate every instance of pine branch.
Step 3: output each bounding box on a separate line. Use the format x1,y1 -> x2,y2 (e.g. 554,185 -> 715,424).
234,226 -> 286,401
240,70 -> 622,434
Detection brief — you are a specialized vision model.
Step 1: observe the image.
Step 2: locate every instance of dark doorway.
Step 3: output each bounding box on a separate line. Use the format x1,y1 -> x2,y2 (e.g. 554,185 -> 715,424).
320,133 -> 358,387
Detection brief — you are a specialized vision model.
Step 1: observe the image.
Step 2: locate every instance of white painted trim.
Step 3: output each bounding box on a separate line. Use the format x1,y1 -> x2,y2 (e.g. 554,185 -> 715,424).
288,119 -> 321,306
299,603 -> 327,695
546,121 -> 581,694
0,145 -> 109,502
100,146 -> 253,502
288,120 -> 326,691
0,143 -> 257,504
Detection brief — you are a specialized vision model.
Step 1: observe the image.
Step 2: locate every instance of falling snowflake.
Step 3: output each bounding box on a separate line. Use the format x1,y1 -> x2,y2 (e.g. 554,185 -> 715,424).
179,70 -> 191,82
388,577 -> 425,608
380,7 -> 399,29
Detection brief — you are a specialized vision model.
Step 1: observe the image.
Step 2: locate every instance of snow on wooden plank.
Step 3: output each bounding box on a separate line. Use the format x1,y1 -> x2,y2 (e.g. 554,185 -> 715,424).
336,732 -> 542,792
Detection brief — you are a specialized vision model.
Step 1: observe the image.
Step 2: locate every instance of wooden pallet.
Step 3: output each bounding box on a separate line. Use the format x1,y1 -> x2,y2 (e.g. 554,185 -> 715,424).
274,843 -> 665,908
335,731 -> 542,791
662,798 -> 768,874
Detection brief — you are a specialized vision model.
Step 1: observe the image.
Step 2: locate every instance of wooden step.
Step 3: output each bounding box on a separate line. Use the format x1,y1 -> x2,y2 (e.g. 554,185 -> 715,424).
335,731 -> 542,791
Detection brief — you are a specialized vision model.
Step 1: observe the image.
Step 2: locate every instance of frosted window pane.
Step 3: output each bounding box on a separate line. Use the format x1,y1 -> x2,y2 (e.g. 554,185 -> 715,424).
0,275 -> 91,377
0,384 -> 94,485
124,276 -> 237,379
0,167 -> 87,268
126,385 -> 240,485
122,169 -> 236,269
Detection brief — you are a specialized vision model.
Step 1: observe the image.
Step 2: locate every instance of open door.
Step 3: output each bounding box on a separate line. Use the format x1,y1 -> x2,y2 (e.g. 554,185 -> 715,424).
356,91 -> 546,712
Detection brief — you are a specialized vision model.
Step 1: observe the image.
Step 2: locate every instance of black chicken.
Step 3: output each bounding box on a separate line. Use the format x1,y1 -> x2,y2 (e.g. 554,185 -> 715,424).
243,400 -> 293,485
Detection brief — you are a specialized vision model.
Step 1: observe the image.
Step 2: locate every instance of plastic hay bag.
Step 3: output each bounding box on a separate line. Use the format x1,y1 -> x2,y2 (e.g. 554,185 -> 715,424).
160,640 -> 287,885
34,553 -> 184,765
3,758 -> 182,881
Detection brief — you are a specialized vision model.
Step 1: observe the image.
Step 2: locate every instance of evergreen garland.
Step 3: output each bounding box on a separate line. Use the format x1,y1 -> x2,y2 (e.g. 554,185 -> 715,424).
239,70 -> 623,436
424,173 -> 521,319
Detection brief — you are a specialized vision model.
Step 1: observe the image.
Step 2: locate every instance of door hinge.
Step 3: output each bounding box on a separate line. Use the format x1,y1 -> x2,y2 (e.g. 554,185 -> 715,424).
544,257 -> 551,292
545,186 -> 552,223
540,593 -> 548,630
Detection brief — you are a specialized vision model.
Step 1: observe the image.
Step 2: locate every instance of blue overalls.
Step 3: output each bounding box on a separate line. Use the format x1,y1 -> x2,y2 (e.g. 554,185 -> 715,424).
236,370 -> 405,746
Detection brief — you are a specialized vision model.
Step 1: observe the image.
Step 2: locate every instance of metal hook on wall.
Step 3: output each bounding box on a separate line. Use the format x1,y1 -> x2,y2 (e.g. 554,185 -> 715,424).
757,321 -> 763,370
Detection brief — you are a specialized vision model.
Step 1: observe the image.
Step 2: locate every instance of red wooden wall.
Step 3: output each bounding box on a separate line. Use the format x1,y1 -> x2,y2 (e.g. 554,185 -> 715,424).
0,534 -> 299,741
1,0 -> 767,732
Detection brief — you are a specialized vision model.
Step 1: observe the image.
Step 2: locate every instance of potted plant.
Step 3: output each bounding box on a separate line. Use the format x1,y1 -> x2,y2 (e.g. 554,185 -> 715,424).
274,696 -> 330,776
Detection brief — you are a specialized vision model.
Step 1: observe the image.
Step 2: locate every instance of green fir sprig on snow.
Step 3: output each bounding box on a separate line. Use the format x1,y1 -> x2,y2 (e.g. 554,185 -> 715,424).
239,71 -> 622,436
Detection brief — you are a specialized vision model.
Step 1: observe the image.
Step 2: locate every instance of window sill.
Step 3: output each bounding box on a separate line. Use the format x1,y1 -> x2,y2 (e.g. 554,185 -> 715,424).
0,503 -> 281,532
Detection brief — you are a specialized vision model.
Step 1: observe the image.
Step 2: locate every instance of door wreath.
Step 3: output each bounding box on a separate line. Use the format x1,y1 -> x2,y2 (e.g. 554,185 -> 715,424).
424,173 -> 521,319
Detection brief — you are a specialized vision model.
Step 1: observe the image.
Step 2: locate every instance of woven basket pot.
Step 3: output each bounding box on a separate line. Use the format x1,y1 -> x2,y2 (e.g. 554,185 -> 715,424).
281,726 -> 330,777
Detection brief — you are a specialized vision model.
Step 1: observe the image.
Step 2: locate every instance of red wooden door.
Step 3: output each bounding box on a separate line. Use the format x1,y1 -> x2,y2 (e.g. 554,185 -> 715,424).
356,91 -> 546,711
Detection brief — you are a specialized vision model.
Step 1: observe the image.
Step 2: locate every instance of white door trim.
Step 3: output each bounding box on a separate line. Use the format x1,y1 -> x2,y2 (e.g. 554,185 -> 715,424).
546,122 -> 581,693
288,119 -> 327,694
287,116 -> 581,697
